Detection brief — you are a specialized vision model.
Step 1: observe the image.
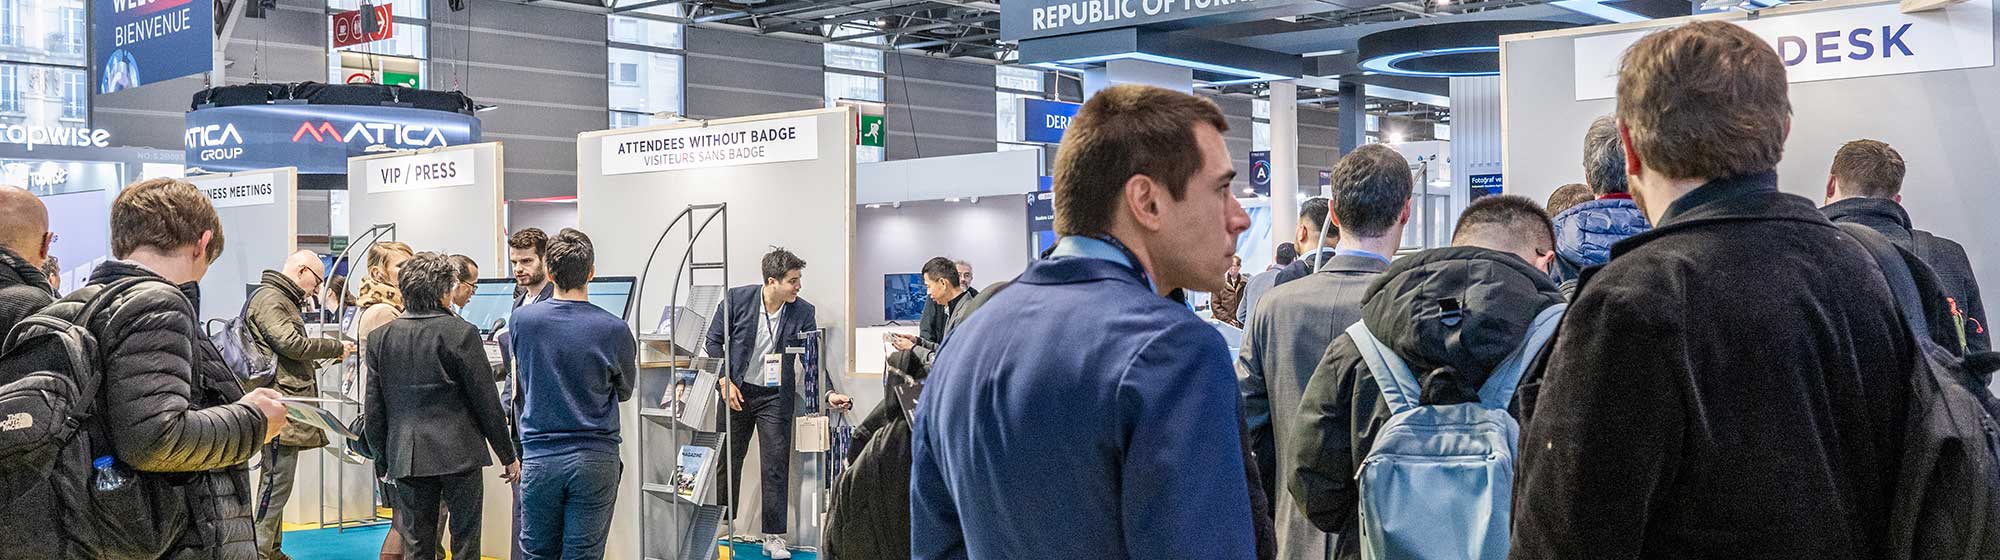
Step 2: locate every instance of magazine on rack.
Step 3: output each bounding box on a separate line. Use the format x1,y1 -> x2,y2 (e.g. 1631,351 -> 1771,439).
671,445 -> 717,504
661,369 -> 717,431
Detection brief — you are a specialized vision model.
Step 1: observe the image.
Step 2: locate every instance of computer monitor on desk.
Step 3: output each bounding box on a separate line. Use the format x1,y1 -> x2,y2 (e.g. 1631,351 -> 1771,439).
459,277 -> 639,336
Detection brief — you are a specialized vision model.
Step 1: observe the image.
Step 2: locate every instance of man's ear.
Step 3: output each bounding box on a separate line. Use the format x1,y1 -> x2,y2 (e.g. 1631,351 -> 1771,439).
1619,121 -> 1643,178
194,231 -> 215,264
1125,174 -> 1167,231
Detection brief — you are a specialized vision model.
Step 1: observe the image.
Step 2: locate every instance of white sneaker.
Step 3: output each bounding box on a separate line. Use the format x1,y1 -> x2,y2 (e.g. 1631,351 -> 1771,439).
762,534 -> 792,559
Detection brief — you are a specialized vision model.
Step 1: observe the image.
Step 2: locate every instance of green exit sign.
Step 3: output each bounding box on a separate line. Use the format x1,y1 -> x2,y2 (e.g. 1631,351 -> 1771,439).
858,115 -> 885,148
382,71 -> 420,89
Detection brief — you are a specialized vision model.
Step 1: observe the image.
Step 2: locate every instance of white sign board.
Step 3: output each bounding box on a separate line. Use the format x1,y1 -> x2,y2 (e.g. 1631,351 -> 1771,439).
1573,0 -> 1994,100
365,149 -> 477,193
191,172 -> 278,209
599,116 -> 820,176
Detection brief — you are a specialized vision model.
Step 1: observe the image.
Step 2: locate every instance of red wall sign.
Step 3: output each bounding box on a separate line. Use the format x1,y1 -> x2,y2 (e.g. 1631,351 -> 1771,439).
331,5 -> 394,48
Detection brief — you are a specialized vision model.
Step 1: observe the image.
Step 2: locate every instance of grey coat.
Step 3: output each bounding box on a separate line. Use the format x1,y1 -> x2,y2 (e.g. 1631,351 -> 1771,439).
1238,254 -> 1389,560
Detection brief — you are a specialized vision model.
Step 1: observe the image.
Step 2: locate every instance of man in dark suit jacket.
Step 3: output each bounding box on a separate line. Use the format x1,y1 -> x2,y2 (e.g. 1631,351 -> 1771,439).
1821,139 -> 1988,353
704,248 -> 852,559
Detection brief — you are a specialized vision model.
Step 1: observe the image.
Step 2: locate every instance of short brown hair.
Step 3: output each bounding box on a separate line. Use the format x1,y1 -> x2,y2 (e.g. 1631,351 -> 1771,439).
111,178 -> 224,261
1330,144 -> 1412,238
1617,21 -> 1790,180
1546,183 -> 1594,217
509,228 -> 548,256
1052,85 -> 1228,237
1831,139 -> 1905,199
546,228 -> 595,291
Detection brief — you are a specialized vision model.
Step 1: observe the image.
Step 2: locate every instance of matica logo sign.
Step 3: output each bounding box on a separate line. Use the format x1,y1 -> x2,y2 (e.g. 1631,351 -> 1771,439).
292,121 -> 453,149
185,123 -> 244,162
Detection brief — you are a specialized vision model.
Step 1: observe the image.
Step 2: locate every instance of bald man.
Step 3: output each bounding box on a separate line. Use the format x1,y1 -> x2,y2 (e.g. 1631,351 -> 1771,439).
249,249 -> 355,560
0,185 -> 54,335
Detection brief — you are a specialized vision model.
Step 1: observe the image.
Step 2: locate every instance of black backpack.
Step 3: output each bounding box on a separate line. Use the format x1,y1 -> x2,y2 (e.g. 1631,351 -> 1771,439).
0,277 -> 167,560
1840,223 -> 2000,560
206,288 -> 278,390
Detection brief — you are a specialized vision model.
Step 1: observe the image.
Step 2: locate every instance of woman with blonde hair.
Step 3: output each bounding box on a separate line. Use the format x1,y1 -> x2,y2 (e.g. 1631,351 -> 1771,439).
344,241 -> 424,560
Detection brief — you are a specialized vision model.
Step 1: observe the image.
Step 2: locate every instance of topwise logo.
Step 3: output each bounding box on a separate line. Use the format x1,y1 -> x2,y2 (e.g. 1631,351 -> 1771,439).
292,120 -> 452,148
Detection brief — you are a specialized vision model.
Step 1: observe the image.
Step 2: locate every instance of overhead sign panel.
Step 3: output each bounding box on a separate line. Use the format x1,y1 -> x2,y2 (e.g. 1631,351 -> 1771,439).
1572,0 -> 1994,100
184,105 -> 482,175
1001,0 -> 1317,42
95,0 -> 215,93
1248,150 -> 1271,197
192,172 -> 279,208
332,5 -> 395,48
599,115 -> 819,176
1020,98 -> 1080,144
365,149 -> 476,194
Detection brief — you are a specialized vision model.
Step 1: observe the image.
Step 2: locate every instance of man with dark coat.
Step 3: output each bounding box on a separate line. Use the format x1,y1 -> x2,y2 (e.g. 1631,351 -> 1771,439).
1821,139 -> 1988,353
1511,22 -> 1914,559
1550,116 -> 1650,292
1273,198 -> 1337,288
0,185 -> 54,334
29,179 -> 289,560
1288,195 -> 1560,560
248,250 -> 353,560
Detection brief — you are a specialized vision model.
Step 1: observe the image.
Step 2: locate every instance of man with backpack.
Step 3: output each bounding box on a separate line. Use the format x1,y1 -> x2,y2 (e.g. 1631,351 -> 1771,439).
1287,195 -> 1562,560
1821,139 -> 1988,354
0,186 -> 54,334
1,178 -> 289,560
1511,22 -> 1917,559
248,250 -> 354,560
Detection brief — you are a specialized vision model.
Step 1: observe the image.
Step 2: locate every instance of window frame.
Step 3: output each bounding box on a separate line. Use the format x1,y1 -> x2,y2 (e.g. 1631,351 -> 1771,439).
606,8 -> 685,128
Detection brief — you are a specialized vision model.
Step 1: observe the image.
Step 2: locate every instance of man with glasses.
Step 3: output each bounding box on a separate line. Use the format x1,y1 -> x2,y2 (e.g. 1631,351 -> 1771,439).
249,249 -> 355,560
0,185 -> 55,334
449,254 -> 480,312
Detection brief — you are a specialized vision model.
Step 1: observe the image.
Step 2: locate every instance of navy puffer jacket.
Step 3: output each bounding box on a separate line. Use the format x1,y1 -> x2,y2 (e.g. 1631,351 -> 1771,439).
1551,197 -> 1650,285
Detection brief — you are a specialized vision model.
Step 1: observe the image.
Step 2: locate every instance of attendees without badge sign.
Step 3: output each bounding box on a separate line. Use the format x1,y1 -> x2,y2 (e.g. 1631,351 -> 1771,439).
1549,116 -> 1651,292
250,249 -> 355,560
363,252 -> 519,560
1821,139 -> 1988,353
704,248 -> 853,560
1236,241 -> 1295,327
1511,21 -> 1916,559
1273,197 -> 1338,288
0,186 -> 54,333
11,178 -> 289,560
512,229 -> 637,560
910,84 -> 1267,560
1240,144 -> 1410,560
1289,195 -> 1560,560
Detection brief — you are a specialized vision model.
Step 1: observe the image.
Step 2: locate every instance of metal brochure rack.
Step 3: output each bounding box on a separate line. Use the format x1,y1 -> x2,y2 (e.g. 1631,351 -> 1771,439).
632,204 -> 731,560
313,223 -> 397,531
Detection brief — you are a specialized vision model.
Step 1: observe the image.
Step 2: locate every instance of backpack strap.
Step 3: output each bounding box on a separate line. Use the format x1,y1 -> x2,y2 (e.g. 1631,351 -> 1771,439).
1346,320 -> 1422,414
76,277 -> 171,329
1838,223 -> 1932,341
1479,303 -> 1568,409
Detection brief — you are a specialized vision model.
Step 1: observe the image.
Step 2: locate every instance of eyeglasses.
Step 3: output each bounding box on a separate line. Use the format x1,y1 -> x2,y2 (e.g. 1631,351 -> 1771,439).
43,232 -> 56,245
303,266 -> 324,287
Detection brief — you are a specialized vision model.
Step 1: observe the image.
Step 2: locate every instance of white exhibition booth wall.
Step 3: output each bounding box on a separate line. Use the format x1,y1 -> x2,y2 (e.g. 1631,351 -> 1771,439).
1500,0 -> 2000,314
188,168 -> 299,324
345,142 -> 511,555
576,107 -> 856,559
39,189 -> 114,296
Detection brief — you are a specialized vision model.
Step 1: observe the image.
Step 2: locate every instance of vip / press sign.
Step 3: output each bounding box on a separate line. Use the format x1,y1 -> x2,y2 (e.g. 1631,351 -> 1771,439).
1571,0 -> 1993,101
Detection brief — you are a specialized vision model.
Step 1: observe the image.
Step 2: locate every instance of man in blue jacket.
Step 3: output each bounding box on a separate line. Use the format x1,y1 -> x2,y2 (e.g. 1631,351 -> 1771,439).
911,84 -> 1256,560
1549,115 -> 1650,294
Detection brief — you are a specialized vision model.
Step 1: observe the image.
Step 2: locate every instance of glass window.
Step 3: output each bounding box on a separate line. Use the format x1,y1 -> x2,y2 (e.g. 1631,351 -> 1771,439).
609,62 -> 639,85
0,65 -> 18,114
609,111 -> 644,129
857,145 -> 884,163
997,66 -> 1042,93
60,70 -> 82,120
1434,123 -> 1451,141
330,52 -> 424,87
331,21 -> 428,59
825,72 -> 883,104
61,7 -> 83,55
1252,98 -> 1271,120
607,48 -> 680,114
996,91 -> 1032,144
327,0 -> 426,20
608,15 -> 682,49
0,0 -> 15,48
825,43 -> 883,73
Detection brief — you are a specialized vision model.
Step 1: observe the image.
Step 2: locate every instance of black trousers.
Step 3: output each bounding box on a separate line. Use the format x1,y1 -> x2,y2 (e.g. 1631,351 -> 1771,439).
391,469 -> 484,560
722,384 -> 791,534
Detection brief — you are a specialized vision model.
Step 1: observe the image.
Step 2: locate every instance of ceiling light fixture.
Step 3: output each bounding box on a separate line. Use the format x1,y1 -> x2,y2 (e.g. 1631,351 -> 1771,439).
1358,46 -> 1500,78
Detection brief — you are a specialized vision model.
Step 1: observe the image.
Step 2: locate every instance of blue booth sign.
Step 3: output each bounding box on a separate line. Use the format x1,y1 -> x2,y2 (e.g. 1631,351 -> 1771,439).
95,0 -> 214,94
1248,150 -> 1270,197
1021,98 -> 1081,145
1470,173 -> 1502,199
184,105 -> 481,175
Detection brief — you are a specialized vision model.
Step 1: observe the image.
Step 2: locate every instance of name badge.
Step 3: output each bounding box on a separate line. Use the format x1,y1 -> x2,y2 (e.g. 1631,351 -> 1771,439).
762,353 -> 783,387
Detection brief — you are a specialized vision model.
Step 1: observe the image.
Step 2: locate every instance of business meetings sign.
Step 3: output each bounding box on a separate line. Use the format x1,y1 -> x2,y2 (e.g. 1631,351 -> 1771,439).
184,105 -> 482,174
1001,0 -> 1316,41
1571,0 -> 1994,100
94,0 -> 214,94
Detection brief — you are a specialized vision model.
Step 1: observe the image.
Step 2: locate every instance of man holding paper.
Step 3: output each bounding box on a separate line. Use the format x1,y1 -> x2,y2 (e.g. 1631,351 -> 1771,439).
249,250 -> 355,560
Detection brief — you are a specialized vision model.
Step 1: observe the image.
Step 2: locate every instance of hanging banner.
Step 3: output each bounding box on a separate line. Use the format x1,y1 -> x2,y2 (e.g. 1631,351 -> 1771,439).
1248,150 -> 1271,197
1573,0 -> 1994,100
332,4 -> 395,48
192,172 -> 279,208
94,0 -> 215,94
365,149 -> 476,194
184,104 -> 482,174
599,115 -> 820,176
1020,98 -> 1081,144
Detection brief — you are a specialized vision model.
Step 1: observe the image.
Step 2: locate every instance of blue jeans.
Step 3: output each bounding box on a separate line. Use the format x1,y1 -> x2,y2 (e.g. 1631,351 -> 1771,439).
520,449 -> 624,560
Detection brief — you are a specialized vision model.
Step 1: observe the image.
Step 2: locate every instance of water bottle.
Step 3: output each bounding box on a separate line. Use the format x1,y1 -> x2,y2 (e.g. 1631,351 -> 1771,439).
92,455 -> 132,492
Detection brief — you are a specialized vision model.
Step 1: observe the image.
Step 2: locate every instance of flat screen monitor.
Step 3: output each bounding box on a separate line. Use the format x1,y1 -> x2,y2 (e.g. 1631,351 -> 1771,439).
458,276 -> 638,334
885,273 -> 927,322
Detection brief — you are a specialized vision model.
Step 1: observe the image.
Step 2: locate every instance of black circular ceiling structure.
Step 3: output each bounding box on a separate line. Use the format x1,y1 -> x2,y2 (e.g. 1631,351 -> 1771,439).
1357,20 -> 1579,78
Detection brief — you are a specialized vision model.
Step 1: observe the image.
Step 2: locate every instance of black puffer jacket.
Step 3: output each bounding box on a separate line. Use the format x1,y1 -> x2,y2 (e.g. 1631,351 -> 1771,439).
37,260 -> 265,560
0,244 -> 55,337
1287,247 -> 1563,560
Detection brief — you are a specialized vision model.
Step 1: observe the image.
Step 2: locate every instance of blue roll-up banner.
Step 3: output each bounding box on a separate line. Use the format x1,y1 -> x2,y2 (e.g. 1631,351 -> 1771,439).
1470,173 -> 1503,199
1248,150 -> 1271,197
95,0 -> 214,94
184,105 -> 482,175
1021,98 -> 1081,145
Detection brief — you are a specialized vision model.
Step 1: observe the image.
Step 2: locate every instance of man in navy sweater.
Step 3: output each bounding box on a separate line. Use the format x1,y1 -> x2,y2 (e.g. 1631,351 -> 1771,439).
511,228 -> 637,560
911,84 -> 1256,559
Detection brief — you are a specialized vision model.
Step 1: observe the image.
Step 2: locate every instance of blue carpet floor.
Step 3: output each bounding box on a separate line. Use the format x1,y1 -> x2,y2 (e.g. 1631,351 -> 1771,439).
277,526 -> 818,560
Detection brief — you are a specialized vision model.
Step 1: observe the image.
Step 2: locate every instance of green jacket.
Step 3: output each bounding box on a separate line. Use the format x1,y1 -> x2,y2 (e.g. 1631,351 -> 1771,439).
248,270 -> 344,448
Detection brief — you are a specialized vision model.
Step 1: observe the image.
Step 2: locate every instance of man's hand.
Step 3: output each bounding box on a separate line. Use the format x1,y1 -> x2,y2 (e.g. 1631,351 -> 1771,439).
828,392 -> 853,411
242,388 -> 288,443
891,334 -> 916,352
502,461 -> 522,484
339,341 -> 357,360
721,378 -> 745,411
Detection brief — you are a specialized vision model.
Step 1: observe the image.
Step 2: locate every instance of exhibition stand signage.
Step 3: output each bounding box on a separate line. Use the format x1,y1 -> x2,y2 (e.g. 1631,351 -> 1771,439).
346,143 -> 507,282
184,105 -> 482,174
1572,0 -> 1995,100
188,168 -> 298,322
364,149 -> 475,193
93,0 -> 214,94
1249,150 -> 1271,197
1000,0 -> 1318,41
1020,98 -> 1081,144
598,115 -> 820,175
331,4 -> 395,48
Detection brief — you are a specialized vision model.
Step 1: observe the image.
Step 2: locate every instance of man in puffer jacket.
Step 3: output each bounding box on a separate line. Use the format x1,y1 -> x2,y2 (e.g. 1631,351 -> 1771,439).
0,186 -> 54,334
1549,116 -> 1650,295
31,179 -> 289,560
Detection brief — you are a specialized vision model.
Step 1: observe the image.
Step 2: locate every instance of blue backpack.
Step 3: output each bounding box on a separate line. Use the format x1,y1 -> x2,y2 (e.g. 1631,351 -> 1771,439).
1345,303 -> 1565,560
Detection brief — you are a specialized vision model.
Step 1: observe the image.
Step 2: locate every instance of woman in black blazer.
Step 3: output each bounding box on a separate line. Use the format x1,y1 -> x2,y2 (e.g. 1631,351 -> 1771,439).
363,252 -> 519,560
